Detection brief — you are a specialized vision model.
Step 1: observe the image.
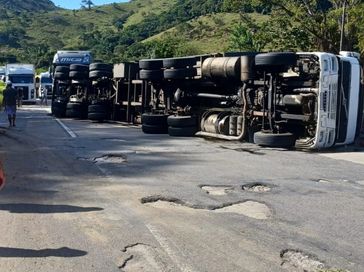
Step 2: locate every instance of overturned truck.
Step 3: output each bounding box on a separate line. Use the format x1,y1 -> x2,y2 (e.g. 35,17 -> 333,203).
139,52 -> 363,149
51,51 -> 114,121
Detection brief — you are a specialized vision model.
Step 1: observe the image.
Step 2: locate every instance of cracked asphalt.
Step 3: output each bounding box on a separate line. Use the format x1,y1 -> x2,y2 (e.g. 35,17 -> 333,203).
0,105 -> 364,272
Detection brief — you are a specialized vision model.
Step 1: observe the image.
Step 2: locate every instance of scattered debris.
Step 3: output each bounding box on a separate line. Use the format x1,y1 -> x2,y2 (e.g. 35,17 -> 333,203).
94,154 -> 127,164
280,249 -> 326,272
242,183 -> 271,192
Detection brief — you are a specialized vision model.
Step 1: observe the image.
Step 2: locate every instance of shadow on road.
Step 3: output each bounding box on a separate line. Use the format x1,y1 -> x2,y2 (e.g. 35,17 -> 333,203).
0,247 -> 87,258
0,203 -> 103,214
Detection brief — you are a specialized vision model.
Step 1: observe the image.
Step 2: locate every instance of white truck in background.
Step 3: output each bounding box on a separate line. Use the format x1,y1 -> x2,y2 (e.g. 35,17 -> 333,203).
39,72 -> 53,100
5,63 -> 36,103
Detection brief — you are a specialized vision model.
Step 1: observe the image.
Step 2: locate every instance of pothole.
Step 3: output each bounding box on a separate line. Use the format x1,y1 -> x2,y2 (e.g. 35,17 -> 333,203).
213,201 -> 271,219
119,243 -> 168,271
141,196 -> 271,220
242,183 -> 271,192
280,249 -> 326,272
201,185 -> 234,195
94,154 -> 128,164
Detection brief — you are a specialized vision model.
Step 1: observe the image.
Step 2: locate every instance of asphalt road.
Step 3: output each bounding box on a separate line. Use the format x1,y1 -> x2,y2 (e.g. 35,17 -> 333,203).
0,105 -> 363,272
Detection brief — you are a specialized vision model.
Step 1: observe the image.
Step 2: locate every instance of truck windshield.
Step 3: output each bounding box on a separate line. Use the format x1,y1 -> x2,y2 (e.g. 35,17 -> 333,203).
0,67 -> 5,75
9,75 -> 34,84
41,77 -> 52,84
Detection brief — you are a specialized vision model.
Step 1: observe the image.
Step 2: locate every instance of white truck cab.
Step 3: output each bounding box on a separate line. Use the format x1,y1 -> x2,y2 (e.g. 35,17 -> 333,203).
297,52 -> 362,149
39,72 -> 53,99
5,64 -> 36,103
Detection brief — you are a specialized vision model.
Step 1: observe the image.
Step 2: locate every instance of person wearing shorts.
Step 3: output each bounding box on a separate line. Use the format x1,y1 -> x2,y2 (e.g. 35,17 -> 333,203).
3,81 -> 18,127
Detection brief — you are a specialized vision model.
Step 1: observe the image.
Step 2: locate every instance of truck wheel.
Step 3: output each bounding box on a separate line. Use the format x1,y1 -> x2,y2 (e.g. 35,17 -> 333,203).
70,71 -> 89,80
55,66 -> 69,73
163,57 -> 197,68
142,124 -> 168,134
141,113 -> 168,126
52,102 -> 66,118
89,63 -> 112,72
168,126 -> 198,137
66,103 -> 84,118
88,112 -> 107,121
89,70 -> 113,79
139,59 -> 163,70
164,68 -> 197,79
70,64 -> 89,72
88,104 -> 108,113
54,72 -> 69,80
255,52 -> 297,72
139,69 -> 163,80
167,115 -> 197,127
253,131 -> 296,147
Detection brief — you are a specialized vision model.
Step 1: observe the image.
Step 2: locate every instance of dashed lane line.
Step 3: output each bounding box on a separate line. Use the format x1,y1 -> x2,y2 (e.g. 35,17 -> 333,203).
55,118 -> 77,138
146,223 -> 195,272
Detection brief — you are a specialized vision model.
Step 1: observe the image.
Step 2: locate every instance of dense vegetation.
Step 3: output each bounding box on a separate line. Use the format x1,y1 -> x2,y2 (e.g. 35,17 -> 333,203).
0,0 -> 364,68
0,0 -> 56,12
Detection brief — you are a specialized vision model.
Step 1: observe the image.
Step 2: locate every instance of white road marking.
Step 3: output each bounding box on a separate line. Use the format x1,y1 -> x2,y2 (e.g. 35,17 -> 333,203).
55,118 -> 77,138
146,223 -> 195,272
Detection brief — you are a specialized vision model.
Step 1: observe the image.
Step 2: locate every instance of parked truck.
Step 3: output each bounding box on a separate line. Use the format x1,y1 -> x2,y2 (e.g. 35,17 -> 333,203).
51,51 -> 92,118
138,51 -> 363,149
39,72 -> 53,100
5,63 -> 36,103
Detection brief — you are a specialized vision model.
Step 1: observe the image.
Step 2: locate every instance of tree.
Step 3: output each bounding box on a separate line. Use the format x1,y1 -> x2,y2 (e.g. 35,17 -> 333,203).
225,0 -> 364,53
81,0 -> 94,10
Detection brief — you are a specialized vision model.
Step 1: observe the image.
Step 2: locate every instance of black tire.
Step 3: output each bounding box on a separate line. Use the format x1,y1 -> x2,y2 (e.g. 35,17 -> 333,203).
69,71 -> 89,80
54,72 -> 69,80
88,104 -> 108,113
167,115 -> 197,127
139,59 -> 163,70
164,68 -> 197,79
52,102 -> 66,117
163,57 -> 197,68
70,64 -> 89,72
142,124 -> 168,134
255,52 -> 297,72
88,112 -> 108,121
139,69 -> 163,80
168,126 -> 198,137
89,70 -> 113,79
141,113 -> 168,126
89,63 -> 113,72
254,131 -> 296,147
55,66 -> 69,73
66,102 -> 82,110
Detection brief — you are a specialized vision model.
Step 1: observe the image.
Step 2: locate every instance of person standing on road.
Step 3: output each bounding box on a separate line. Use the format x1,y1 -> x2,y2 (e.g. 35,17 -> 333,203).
17,87 -> 23,107
2,81 -> 18,127
40,87 -> 47,106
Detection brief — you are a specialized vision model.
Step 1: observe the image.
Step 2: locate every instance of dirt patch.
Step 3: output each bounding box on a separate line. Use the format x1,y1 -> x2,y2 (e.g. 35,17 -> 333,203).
242,183 -> 271,192
141,196 -> 271,220
280,249 -> 326,272
201,185 -> 234,195
213,201 -> 271,219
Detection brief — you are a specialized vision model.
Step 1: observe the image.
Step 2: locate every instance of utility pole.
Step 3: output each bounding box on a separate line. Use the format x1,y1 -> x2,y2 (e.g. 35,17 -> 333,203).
339,0 -> 347,52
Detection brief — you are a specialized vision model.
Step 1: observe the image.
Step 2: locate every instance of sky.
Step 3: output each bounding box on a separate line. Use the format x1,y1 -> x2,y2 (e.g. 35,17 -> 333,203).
52,0 -> 128,10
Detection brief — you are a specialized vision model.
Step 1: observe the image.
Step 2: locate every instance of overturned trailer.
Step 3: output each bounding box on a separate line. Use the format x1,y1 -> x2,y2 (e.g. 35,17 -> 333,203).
138,51 -> 364,149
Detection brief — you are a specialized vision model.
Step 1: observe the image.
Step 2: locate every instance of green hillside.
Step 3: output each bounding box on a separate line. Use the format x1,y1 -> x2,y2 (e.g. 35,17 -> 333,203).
0,0 -> 56,12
